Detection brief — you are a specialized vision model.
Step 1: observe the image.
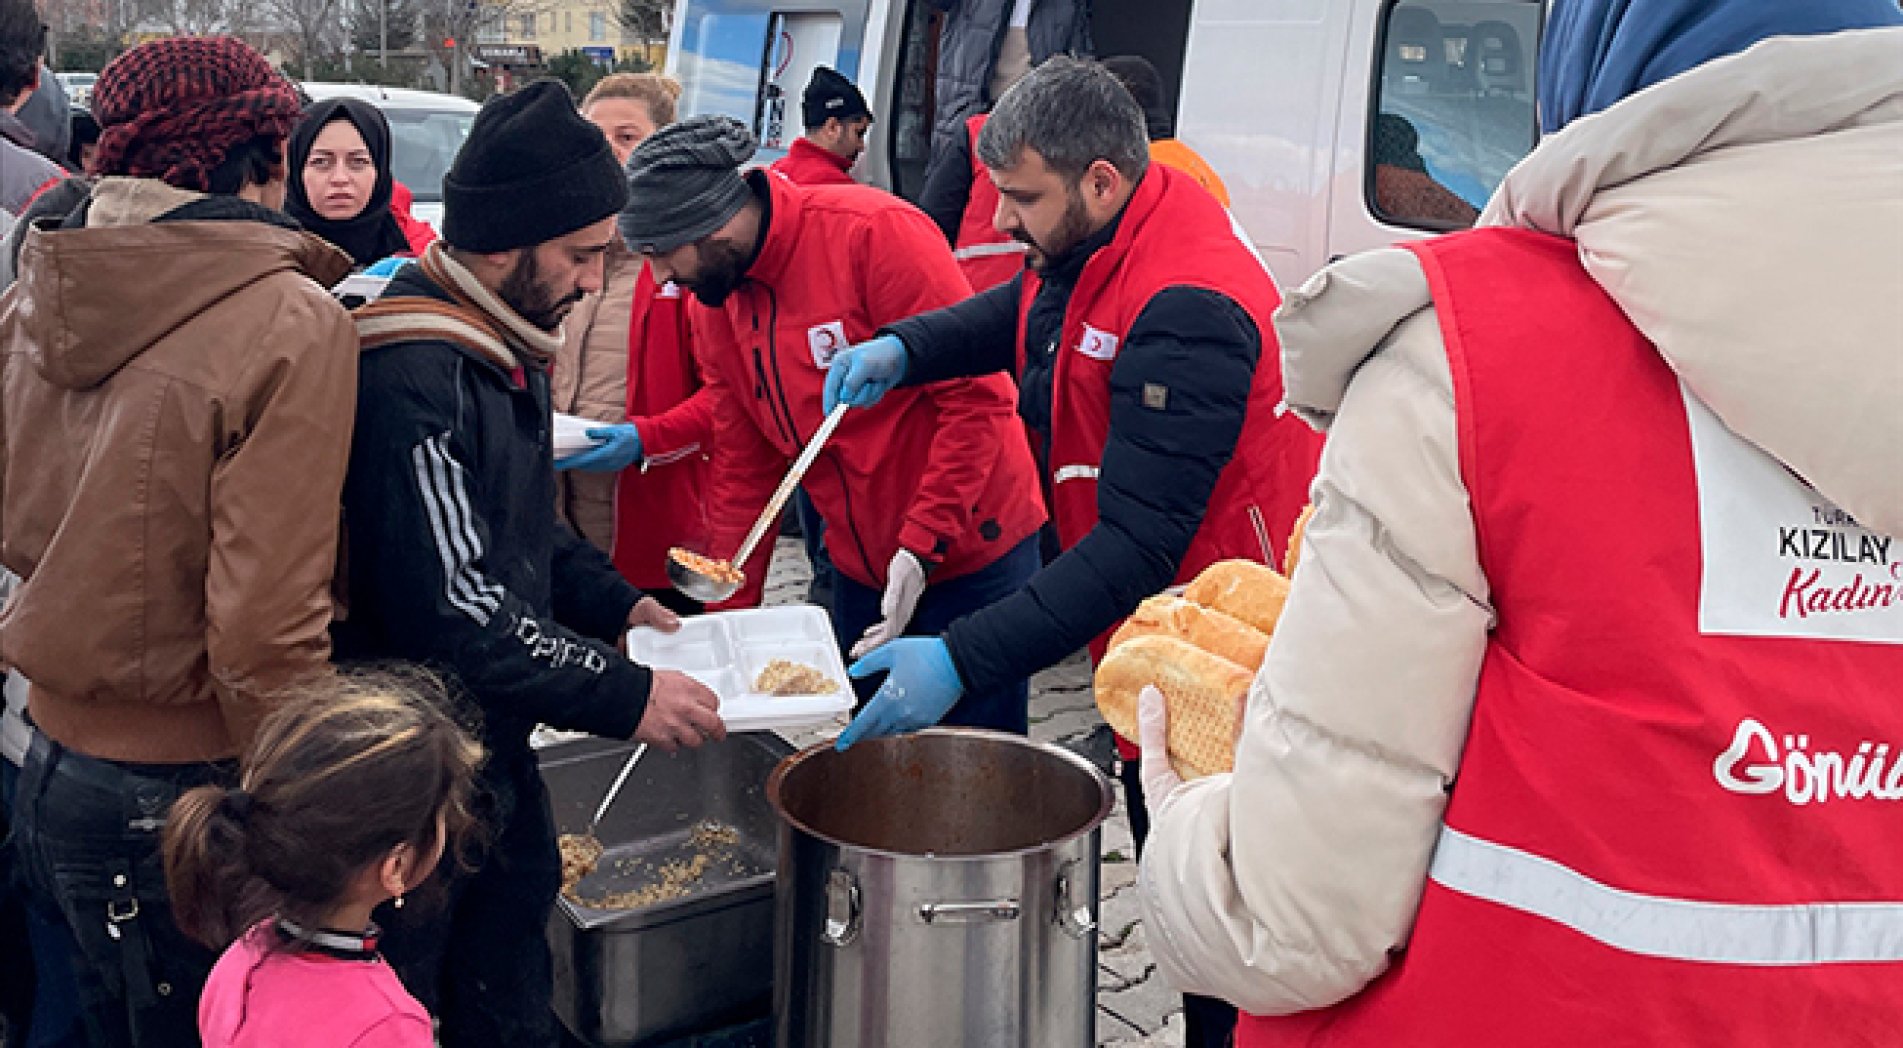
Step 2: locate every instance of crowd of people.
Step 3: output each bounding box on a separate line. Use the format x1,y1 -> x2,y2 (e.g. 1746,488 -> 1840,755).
0,0 -> 1895,1045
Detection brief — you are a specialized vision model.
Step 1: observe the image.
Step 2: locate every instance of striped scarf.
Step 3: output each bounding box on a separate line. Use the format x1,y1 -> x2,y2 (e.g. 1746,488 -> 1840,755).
354,242 -> 565,369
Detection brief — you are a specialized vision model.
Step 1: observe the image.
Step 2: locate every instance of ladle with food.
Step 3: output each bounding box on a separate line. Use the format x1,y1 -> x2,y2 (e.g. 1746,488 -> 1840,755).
666,402 -> 851,603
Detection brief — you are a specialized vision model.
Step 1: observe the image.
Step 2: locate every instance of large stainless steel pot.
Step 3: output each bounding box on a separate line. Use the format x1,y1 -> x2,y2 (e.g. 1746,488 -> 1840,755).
768,729 -> 1114,1047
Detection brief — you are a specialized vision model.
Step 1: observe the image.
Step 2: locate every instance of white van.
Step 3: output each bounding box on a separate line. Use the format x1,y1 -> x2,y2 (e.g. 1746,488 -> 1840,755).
665,0 -> 1542,289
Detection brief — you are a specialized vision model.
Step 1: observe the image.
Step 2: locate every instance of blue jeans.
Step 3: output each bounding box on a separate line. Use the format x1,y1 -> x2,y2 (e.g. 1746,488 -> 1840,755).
1,757 -> 85,1048
11,730 -> 228,1048
829,535 -> 1040,734
796,490 -> 834,607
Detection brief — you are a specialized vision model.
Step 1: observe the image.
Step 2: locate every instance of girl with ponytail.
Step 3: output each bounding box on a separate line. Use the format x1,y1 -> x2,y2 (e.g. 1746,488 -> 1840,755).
162,671 -> 482,1047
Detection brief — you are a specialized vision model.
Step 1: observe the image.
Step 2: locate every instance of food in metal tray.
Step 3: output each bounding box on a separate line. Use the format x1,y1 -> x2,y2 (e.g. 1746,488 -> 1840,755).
668,547 -> 743,584
558,832 -> 604,893
563,821 -> 752,910
753,659 -> 839,696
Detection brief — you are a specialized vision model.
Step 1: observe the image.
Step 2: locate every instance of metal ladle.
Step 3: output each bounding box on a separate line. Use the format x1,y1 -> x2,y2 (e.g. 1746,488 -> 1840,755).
667,402 -> 851,603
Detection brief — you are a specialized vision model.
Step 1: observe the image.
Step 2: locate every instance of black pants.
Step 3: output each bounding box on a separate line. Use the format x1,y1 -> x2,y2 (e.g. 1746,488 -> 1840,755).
379,751 -> 563,1047
10,730 -> 228,1048
1120,758 -> 1238,1048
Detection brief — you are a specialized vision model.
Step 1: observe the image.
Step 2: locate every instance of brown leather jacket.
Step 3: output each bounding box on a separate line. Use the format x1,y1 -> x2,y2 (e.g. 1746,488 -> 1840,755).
0,178 -> 357,763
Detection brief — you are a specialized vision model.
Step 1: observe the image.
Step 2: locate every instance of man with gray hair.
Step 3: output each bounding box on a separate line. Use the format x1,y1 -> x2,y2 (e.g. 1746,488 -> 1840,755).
823,56 -> 1324,1044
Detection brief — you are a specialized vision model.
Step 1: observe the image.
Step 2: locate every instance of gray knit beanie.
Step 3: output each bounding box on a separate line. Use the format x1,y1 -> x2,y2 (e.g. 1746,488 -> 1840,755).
619,115 -> 757,254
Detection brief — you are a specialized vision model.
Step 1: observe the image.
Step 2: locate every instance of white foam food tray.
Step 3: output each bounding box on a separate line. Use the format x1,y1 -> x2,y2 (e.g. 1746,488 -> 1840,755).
624,605 -> 853,733
552,412 -> 604,456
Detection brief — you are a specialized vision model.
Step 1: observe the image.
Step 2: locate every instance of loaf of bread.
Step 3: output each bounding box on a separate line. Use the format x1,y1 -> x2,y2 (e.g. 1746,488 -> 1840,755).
1094,634 -> 1252,779
1108,595 -> 1270,671
1181,559 -> 1291,636
1285,504 -> 1315,576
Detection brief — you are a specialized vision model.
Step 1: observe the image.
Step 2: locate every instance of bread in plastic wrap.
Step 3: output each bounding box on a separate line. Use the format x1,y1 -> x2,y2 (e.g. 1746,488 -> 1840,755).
1094,634 -> 1252,780
1181,558 -> 1291,635
1108,594 -> 1270,671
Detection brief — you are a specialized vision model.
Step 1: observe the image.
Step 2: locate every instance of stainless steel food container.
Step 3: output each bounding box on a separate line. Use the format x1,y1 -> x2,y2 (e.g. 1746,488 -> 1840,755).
541,733 -> 792,1047
768,729 -> 1114,1047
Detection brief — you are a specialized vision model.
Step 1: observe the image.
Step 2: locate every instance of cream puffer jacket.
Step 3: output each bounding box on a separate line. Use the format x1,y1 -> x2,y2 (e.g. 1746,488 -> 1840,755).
1137,28 -> 1903,1015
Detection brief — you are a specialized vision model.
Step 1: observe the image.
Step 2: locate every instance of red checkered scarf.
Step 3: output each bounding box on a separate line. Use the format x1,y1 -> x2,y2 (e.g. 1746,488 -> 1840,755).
91,37 -> 301,193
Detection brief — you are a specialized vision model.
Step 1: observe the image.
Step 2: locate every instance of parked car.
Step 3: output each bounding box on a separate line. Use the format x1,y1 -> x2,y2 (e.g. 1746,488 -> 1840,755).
55,71 -> 96,107
299,83 -> 480,232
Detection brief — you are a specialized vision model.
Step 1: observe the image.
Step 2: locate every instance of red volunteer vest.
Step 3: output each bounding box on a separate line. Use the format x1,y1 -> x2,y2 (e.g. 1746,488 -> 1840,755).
953,114 -> 1027,292
1239,230 -> 1903,1046
1023,165 -> 1318,640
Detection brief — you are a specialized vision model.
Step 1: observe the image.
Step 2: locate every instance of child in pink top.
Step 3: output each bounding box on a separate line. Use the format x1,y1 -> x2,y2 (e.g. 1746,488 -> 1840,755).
161,673 -> 482,1047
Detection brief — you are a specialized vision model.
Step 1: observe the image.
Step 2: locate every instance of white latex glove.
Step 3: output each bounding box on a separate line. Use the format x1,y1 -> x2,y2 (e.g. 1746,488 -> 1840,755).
850,549 -> 928,659
1136,685 -> 1185,804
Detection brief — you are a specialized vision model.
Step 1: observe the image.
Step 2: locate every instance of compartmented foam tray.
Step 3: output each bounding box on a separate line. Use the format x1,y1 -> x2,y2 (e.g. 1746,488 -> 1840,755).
624,605 -> 853,732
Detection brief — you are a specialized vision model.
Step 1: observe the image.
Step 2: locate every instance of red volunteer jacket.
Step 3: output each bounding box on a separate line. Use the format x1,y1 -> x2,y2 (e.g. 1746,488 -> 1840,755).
769,137 -> 856,187
1241,230 -> 1903,1045
952,114 -> 1027,292
610,266 -> 769,606
694,173 -> 1045,591
1025,164 -> 1318,641
390,182 -> 438,256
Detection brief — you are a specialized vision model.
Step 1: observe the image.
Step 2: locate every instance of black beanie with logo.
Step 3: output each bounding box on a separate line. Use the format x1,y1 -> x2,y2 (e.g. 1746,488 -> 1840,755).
443,79 -> 630,252
801,66 -> 871,130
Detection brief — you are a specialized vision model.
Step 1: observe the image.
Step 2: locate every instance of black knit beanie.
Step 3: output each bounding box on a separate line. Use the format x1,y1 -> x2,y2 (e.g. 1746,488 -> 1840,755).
443,79 -> 629,252
619,115 -> 757,255
801,66 -> 870,130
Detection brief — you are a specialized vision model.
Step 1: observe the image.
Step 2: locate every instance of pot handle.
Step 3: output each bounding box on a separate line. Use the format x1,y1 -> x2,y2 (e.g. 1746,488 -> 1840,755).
822,868 -> 861,948
1054,860 -> 1097,940
917,900 -> 1022,924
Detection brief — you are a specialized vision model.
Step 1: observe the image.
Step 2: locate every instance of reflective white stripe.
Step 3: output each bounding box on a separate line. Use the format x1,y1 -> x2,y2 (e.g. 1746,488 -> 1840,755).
1429,825 -> 1903,965
953,241 -> 1028,261
642,443 -> 702,469
1053,464 -> 1099,485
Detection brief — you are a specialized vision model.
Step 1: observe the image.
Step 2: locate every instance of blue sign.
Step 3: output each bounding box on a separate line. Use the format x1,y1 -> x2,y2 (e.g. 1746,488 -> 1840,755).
581,46 -> 615,66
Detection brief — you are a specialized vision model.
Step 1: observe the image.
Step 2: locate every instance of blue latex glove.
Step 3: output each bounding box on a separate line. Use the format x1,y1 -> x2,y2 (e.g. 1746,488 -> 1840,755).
822,334 -> 908,414
556,424 -> 642,472
835,636 -> 964,750
363,256 -> 411,278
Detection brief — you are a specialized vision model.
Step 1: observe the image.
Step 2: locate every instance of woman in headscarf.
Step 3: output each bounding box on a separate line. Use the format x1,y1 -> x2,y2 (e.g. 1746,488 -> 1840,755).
1137,0 -> 1903,1044
285,98 -> 416,268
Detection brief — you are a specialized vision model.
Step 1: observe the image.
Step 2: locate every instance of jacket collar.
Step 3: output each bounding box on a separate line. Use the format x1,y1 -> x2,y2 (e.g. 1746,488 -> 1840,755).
786,137 -> 855,177
1040,166 -> 1170,290
741,169 -> 805,289
0,111 -> 34,151
275,916 -> 380,961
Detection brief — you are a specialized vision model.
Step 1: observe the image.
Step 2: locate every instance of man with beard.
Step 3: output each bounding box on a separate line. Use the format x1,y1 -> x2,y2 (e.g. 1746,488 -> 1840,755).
333,79 -> 724,1047
822,57 -> 1322,1046
618,116 -> 1047,735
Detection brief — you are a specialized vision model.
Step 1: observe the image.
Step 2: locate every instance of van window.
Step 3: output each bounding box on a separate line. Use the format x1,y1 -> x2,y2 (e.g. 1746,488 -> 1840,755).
1370,0 -> 1540,230
386,109 -> 475,202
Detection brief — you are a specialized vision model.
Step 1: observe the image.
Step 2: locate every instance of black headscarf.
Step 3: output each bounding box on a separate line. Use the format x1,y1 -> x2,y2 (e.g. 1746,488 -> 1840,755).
285,98 -> 412,266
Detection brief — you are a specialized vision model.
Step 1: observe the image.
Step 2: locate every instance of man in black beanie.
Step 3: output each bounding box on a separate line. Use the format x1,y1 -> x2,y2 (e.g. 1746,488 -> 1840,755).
334,78 -> 724,1047
770,64 -> 872,186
